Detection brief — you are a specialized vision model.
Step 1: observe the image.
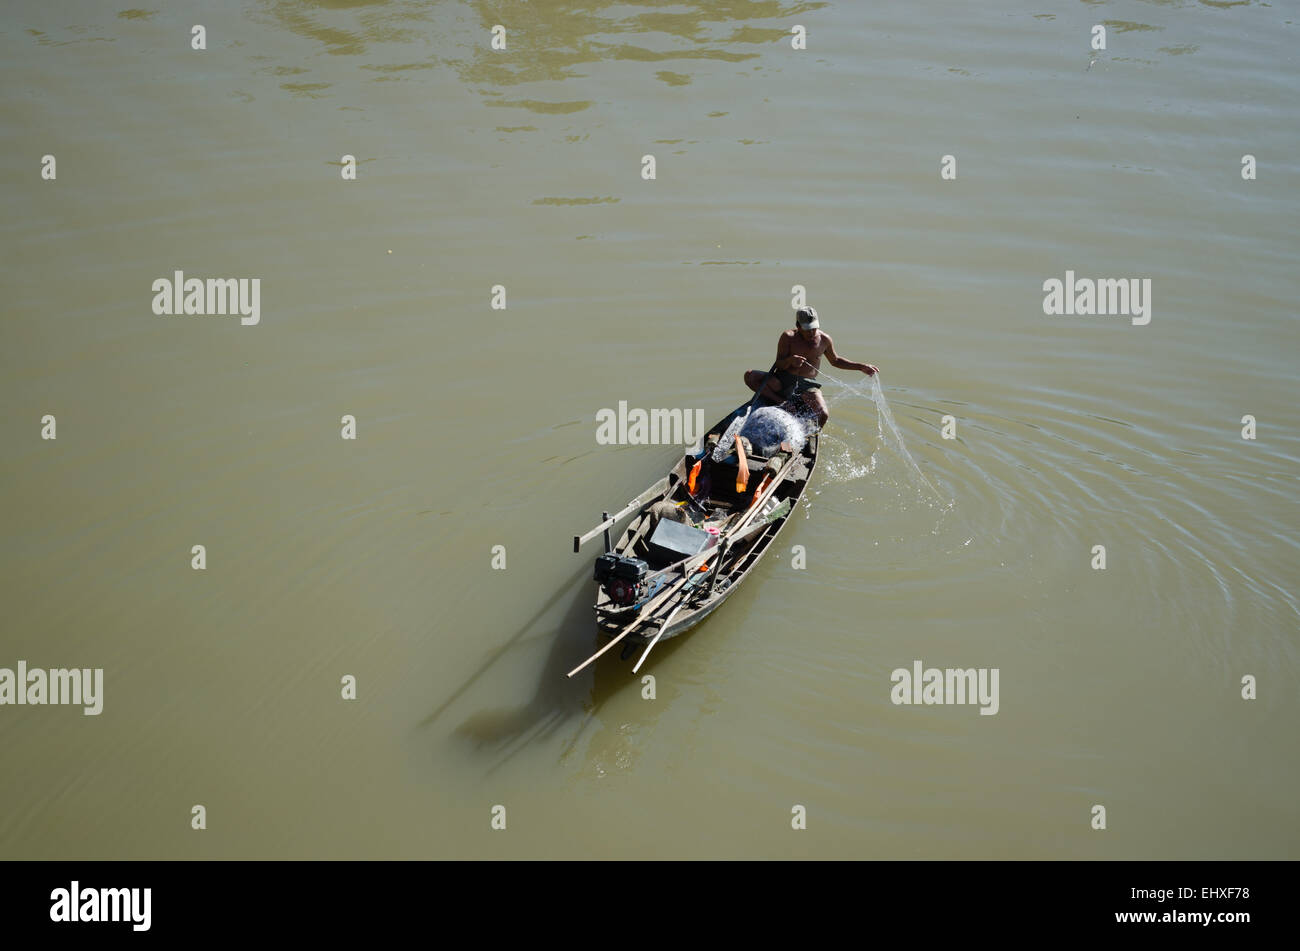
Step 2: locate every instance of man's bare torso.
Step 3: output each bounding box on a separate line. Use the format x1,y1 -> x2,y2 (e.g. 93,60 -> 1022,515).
780,329 -> 831,378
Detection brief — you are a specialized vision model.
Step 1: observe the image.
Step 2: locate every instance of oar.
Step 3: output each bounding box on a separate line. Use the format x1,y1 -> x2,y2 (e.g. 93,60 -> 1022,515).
730,451 -> 799,537
632,565 -> 710,673
630,603 -> 680,674
632,486 -> 792,674
565,565 -> 697,678
564,624 -> 636,679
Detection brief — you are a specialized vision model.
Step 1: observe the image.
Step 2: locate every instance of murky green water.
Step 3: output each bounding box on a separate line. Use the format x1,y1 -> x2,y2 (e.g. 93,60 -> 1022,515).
1,0 -> 1296,859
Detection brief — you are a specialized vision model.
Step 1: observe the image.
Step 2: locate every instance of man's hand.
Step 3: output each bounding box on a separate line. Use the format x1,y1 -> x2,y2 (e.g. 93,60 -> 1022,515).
862,364 -> 879,376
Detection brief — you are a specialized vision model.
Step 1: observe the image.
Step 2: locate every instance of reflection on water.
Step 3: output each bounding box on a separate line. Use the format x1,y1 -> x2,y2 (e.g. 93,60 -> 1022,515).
254,0 -> 824,109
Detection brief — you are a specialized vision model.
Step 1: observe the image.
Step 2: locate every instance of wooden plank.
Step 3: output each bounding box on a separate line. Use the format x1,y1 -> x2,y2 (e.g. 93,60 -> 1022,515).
729,452 -> 801,537
573,476 -> 670,552
621,509 -> 658,555
568,564 -> 700,678
631,560 -> 717,672
629,461 -> 798,589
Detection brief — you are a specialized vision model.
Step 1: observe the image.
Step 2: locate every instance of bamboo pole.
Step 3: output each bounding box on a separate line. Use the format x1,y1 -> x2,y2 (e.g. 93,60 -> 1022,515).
730,452 -> 799,537
632,566 -> 712,672
565,565 -> 693,678
573,477 -> 669,552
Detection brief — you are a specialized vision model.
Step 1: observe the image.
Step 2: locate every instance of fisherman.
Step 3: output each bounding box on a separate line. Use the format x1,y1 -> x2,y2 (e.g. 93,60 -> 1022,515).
743,306 -> 878,427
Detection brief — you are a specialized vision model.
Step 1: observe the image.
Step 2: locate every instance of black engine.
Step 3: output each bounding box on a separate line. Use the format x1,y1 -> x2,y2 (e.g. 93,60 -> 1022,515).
594,554 -> 650,607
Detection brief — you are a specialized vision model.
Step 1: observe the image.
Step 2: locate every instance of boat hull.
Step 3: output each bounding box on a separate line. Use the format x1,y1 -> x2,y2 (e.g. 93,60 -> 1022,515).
590,401 -> 819,650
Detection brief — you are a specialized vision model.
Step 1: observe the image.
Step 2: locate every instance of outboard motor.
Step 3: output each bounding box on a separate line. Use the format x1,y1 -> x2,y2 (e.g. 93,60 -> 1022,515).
594,553 -> 650,607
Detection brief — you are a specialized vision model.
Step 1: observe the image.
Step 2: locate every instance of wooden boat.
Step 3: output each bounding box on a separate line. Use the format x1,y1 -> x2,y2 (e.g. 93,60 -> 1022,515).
569,400 -> 819,675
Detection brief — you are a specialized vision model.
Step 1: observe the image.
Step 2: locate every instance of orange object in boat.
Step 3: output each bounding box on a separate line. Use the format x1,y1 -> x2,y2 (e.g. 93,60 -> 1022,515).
688,460 -> 702,494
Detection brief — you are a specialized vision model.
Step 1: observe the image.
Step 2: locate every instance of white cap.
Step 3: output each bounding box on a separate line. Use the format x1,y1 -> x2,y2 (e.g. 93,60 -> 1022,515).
795,306 -> 819,329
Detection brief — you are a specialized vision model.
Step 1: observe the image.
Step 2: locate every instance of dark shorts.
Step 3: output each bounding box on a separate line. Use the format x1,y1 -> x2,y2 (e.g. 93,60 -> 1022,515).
773,370 -> 822,401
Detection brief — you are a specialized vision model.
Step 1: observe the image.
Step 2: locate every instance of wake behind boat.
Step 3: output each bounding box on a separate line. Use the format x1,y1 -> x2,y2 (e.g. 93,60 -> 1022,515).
568,400 -> 819,676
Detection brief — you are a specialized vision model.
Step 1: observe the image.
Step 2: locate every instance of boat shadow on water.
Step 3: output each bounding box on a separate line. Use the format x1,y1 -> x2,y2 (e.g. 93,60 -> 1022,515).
420,397 -> 817,774
419,563 -> 688,774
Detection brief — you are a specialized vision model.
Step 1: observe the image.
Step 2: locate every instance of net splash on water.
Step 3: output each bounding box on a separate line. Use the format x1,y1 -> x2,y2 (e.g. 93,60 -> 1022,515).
821,372 -> 945,502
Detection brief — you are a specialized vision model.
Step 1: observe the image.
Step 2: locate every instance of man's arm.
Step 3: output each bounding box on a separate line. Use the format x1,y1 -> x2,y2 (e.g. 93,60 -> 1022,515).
824,334 -> 878,375
775,332 -> 801,371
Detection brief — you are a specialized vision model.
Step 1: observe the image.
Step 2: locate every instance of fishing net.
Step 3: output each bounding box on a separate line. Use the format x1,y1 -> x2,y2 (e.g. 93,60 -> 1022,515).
738,406 -> 817,456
